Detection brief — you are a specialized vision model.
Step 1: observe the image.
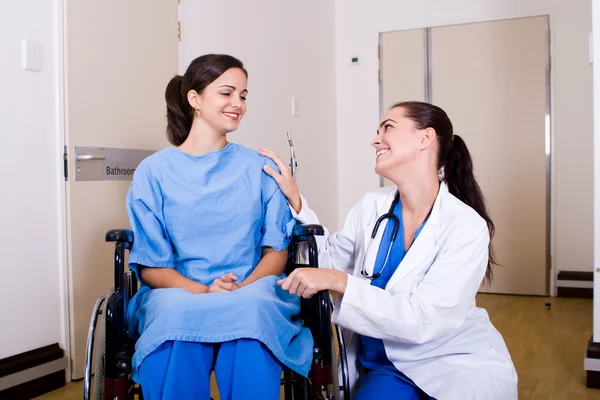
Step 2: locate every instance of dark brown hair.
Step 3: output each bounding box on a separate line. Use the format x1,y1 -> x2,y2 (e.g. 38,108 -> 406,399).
392,101 -> 496,284
165,54 -> 248,146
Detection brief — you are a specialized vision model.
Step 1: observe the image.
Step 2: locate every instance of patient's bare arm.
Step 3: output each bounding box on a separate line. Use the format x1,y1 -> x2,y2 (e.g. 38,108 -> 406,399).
139,267 -> 209,294
239,247 -> 288,287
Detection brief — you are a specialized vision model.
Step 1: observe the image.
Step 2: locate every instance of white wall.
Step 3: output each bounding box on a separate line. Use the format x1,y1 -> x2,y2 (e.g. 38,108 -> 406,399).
0,0 -> 67,358
179,0 -> 337,231
335,0 -> 593,277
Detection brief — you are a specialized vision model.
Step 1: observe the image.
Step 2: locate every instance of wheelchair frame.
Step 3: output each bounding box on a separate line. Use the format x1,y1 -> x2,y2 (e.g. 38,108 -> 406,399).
84,224 -> 350,400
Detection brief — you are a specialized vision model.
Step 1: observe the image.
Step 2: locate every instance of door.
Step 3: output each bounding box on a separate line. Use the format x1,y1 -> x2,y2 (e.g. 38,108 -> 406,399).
380,28 -> 427,187
64,0 -> 178,378
431,17 -> 549,295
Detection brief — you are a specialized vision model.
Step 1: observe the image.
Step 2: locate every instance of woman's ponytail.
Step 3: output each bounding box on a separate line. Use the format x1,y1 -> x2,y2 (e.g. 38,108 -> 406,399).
444,134 -> 496,284
392,102 -> 496,284
165,75 -> 192,146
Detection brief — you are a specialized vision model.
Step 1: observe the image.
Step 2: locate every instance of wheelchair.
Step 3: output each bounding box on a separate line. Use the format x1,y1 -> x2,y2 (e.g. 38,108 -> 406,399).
83,224 -> 350,400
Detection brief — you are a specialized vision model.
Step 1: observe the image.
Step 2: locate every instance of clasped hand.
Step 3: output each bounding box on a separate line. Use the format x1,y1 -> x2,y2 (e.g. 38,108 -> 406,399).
208,272 -> 241,293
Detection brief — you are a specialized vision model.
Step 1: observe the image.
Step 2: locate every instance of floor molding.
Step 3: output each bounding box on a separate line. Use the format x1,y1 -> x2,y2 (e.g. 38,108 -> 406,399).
585,337 -> 600,389
557,271 -> 593,299
0,344 -> 67,399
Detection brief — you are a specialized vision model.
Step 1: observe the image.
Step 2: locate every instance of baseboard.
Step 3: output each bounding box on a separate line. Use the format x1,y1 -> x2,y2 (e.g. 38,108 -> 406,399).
556,271 -> 593,299
586,337 -> 600,389
0,343 -> 67,399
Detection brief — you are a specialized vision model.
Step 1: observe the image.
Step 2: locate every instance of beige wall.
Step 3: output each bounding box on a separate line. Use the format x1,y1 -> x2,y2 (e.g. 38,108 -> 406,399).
335,0 -> 593,281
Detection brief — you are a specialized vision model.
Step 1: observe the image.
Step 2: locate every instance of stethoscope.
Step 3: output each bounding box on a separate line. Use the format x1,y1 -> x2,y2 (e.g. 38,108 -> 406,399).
361,192 -> 400,280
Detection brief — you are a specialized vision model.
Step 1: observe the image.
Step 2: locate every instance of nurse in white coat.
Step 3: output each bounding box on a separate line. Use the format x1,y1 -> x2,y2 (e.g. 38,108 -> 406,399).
260,101 -> 518,399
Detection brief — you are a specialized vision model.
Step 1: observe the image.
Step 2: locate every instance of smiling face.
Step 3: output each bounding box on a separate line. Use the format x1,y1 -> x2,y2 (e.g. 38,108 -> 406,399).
371,106 -> 437,180
192,67 -> 248,134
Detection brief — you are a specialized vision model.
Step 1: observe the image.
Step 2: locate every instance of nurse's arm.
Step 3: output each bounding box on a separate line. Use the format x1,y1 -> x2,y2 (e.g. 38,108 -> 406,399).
239,247 -> 288,287
138,266 -> 209,294
333,220 -> 489,344
259,148 -> 302,213
259,148 -> 360,274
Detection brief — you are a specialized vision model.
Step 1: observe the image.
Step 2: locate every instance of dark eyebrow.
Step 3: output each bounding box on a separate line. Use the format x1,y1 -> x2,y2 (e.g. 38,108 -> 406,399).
379,119 -> 396,129
219,85 -> 248,94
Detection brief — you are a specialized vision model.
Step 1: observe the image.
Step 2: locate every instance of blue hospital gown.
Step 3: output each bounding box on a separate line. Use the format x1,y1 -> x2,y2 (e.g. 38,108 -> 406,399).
125,143 -> 313,381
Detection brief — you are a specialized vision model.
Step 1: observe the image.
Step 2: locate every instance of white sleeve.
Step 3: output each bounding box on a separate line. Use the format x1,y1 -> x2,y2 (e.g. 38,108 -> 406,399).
332,220 -> 489,344
291,195 -> 361,274
290,194 -> 320,225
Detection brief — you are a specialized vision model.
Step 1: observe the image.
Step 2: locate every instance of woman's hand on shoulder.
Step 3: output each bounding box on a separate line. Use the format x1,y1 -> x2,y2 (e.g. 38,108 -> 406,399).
259,148 -> 302,214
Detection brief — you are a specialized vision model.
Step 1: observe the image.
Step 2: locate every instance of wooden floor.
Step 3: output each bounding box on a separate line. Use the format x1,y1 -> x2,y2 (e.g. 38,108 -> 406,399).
477,294 -> 599,400
37,294 -> 600,399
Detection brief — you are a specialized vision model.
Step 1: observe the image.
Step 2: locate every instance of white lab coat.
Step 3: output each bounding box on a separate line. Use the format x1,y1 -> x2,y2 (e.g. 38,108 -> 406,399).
293,182 -> 518,400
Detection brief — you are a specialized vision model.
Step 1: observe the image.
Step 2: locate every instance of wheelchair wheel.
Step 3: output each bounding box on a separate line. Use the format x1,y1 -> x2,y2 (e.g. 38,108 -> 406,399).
92,293 -> 107,400
331,327 -> 340,400
330,295 -> 350,400
294,377 -> 310,400
84,296 -> 105,400
84,288 -> 115,400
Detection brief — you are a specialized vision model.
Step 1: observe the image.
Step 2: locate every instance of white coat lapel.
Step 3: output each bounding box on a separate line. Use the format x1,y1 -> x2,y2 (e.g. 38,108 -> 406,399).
385,224 -> 436,289
385,183 -> 446,290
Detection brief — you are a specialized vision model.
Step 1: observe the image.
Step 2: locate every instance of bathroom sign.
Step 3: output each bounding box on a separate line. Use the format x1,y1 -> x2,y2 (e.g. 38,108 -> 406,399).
74,146 -> 156,181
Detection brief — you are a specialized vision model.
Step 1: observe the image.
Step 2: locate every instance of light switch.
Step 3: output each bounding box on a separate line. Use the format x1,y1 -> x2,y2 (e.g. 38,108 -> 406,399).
22,39 -> 41,72
292,97 -> 299,116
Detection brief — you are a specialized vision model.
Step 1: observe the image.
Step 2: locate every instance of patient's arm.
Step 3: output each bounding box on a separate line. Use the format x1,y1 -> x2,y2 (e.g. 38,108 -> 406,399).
239,247 -> 288,287
139,266 -> 209,294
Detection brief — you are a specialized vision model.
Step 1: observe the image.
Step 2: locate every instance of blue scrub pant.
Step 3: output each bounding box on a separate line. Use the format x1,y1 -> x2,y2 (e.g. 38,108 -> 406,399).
138,339 -> 282,400
354,368 -> 433,400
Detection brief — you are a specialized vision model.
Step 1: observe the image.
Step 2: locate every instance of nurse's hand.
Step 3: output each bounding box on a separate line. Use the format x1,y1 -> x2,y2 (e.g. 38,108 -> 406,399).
259,148 -> 302,214
277,268 -> 348,298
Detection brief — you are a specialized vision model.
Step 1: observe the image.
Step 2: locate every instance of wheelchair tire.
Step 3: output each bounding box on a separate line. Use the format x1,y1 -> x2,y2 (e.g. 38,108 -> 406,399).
92,291 -> 108,400
330,294 -> 350,400
331,322 -> 344,400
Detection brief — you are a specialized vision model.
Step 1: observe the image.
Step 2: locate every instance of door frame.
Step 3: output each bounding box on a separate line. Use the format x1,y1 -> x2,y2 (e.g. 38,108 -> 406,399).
56,0 -> 72,381
377,15 -> 555,296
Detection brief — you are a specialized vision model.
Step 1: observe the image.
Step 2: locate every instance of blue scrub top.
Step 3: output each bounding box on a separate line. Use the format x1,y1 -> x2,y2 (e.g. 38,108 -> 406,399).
359,196 -> 428,370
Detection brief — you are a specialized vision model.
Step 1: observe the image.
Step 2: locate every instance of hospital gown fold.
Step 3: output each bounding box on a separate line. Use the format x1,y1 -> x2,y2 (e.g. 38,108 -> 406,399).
125,143 -> 313,381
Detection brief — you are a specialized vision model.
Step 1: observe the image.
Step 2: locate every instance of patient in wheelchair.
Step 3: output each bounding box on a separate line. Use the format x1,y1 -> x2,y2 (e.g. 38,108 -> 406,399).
125,54 -> 313,399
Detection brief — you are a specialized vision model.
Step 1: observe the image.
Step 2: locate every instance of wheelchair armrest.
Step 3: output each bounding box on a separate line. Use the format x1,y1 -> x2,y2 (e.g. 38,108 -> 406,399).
105,229 -> 134,246
292,224 -> 324,240
287,224 -> 323,274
